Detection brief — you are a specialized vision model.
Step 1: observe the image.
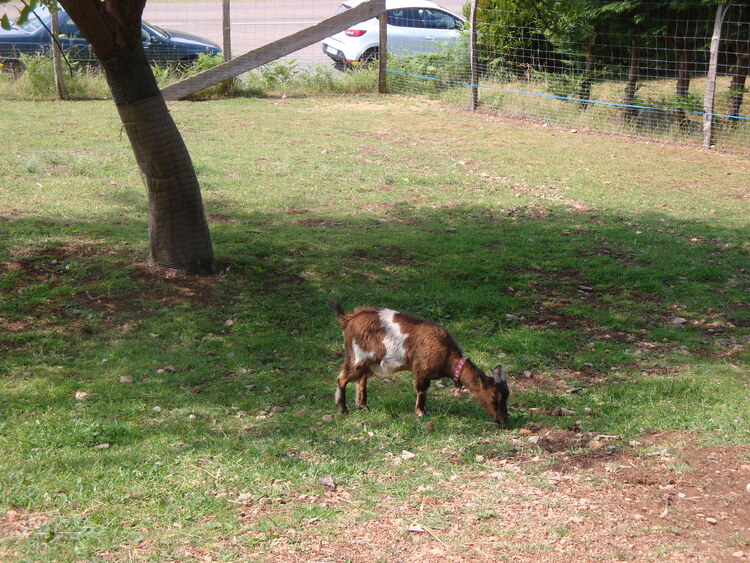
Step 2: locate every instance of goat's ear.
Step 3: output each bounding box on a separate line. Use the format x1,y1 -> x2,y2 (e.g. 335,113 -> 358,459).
491,365 -> 506,384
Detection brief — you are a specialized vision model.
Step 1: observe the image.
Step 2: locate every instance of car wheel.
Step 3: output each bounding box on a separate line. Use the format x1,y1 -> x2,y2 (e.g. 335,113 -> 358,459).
357,48 -> 379,68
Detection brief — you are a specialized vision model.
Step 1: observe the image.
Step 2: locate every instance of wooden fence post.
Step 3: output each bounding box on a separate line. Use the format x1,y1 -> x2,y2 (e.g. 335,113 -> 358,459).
222,0 -> 234,93
378,12 -> 387,94
161,0 -> 386,101
50,8 -> 67,100
469,0 -> 478,111
703,2 -> 732,149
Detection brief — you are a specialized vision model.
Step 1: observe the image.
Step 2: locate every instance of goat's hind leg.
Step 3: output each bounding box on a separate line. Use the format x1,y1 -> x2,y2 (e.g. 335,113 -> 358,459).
336,364 -> 370,415
335,367 -> 350,414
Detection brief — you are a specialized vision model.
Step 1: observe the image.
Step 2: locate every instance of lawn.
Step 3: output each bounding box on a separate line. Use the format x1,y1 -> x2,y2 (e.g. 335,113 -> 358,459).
1,95 -> 749,561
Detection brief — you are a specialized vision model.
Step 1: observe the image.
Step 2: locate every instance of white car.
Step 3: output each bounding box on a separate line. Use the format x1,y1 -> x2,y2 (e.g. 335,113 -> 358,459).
322,0 -> 465,67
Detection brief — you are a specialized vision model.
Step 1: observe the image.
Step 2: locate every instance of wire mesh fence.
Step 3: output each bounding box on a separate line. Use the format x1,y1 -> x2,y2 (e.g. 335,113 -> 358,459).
384,1 -> 750,155
140,0 -> 749,154
2,1 -> 748,153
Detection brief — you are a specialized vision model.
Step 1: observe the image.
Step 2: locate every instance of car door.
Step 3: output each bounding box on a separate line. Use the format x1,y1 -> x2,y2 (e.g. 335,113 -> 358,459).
385,7 -> 462,57
56,14 -> 97,64
385,8 -> 426,56
418,9 -> 463,54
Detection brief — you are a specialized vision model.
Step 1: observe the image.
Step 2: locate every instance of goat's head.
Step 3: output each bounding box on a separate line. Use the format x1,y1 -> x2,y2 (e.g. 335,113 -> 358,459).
475,365 -> 510,425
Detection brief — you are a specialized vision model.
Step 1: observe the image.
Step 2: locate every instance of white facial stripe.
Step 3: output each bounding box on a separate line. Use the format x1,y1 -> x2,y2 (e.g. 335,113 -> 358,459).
352,338 -> 375,365
378,309 -> 408,372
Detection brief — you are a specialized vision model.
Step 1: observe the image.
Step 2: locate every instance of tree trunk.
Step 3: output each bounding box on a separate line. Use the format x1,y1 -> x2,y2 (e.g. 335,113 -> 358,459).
58,0 -> 214,274
622,37 -> 640,122
667,17 -> 692,124
672,18 -> 691,99
727,42 -> 749,122
578,35 -> 595,111
103,49 -> 214,273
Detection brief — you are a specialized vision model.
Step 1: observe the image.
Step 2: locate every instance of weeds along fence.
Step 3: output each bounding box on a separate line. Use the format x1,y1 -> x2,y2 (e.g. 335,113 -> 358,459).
4,1 -> 748,154
138,0 -> 748,154
386,1 -> 750,155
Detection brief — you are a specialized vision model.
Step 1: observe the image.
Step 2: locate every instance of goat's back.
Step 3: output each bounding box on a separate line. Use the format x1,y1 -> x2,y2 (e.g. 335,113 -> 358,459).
332,301 -> 462,373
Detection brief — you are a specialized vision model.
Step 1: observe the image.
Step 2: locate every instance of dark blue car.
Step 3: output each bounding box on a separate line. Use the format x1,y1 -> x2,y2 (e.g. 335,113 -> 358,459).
0,7 -> 221,67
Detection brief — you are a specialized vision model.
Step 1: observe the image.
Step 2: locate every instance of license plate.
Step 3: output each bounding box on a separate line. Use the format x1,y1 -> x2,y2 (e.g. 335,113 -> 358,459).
325,45 -> 337,55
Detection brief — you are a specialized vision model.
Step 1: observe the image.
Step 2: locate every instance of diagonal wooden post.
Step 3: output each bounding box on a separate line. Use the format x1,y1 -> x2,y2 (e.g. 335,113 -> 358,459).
161,0 -> 385,101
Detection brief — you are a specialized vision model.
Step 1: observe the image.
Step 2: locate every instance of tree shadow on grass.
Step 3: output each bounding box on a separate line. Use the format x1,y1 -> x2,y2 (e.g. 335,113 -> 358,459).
0,203 -> 748,472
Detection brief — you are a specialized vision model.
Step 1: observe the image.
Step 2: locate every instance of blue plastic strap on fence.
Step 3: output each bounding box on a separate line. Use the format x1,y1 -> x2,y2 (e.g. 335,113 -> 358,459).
384,68 -> 750,122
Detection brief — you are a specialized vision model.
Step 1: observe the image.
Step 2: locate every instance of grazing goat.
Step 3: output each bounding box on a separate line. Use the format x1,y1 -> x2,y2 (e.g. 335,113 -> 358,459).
329,299 -> 509,425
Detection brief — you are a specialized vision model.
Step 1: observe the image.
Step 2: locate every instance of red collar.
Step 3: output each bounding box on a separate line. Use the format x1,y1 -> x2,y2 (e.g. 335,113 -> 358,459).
453,357 -> 468,387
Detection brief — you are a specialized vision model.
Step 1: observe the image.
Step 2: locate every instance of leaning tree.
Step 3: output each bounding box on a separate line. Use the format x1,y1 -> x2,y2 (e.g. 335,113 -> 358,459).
3,0 -> 215,274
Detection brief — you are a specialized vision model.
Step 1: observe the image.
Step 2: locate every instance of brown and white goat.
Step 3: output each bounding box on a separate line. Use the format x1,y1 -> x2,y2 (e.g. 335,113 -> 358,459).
329,299 -> 509,425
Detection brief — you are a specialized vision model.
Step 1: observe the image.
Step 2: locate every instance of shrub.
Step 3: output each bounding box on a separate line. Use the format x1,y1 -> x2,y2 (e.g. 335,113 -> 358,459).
19,52 -> 58,97
388,34 -> 471,95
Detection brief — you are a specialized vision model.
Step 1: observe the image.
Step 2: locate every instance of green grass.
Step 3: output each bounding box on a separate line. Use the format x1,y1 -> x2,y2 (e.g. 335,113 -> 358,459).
0,96 -> 749,559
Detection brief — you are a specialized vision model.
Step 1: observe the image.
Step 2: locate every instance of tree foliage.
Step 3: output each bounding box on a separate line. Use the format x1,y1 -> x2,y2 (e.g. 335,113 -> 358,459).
472,0 -> 743,78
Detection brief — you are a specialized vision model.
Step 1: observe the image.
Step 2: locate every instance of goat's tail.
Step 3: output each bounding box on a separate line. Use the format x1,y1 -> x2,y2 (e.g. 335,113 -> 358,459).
328,298 -> 348,329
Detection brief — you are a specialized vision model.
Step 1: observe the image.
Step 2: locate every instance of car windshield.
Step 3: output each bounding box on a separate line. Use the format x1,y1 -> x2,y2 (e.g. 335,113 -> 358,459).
143,21 -> 169,39
17,10 -> 170,41
19,10 -> 52,32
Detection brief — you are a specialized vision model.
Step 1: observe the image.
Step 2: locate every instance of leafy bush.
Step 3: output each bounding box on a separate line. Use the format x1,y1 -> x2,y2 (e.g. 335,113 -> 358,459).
181,52 -> 225,75
19,52 -> 58,96
13,53 -> 109,99
388,34 -> 471,95
473,0 -> 560,76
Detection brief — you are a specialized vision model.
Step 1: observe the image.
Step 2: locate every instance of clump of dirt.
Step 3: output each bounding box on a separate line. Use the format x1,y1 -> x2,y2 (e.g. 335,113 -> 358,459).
0,510 -> 46,542
535,428 -> 586,452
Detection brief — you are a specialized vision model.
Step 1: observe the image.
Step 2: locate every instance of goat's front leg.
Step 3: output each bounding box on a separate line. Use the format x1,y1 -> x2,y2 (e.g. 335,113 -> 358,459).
356,375 -> 370,410
413,375 -> 431,417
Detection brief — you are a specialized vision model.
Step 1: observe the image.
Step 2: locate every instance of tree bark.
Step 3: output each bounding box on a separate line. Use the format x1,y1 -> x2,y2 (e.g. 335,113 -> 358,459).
727,42 -> 749,122
671,18 -> 691,99
622,36 -> 640,122
578,34 -> 595,111
102,49 -> 214,273
58,0 -> 214,274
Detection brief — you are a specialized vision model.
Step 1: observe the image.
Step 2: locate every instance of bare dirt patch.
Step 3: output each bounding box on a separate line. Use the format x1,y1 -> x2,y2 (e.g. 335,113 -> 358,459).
227,434 -> 750,562
0,510 -> 46,544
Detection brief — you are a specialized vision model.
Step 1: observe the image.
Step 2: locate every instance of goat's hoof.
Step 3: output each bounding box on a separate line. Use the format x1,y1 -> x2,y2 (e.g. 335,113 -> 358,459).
356,405 -> 370,411
338,406 -> 349,415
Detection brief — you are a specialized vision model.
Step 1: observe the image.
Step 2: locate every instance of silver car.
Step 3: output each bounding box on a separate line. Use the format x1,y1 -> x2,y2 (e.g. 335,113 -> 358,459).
322,0 -> 465,67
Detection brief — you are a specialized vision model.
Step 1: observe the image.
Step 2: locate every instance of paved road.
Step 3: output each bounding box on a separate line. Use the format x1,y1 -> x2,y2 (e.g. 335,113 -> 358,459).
143,0 -> 467,66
